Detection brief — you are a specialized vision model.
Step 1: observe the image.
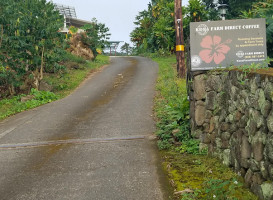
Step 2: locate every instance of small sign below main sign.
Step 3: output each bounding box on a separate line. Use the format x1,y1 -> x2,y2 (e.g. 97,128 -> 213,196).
190,18 -> 267,71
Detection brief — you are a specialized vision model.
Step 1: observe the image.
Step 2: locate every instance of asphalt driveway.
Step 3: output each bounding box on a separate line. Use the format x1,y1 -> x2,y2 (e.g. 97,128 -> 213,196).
0,57 -> 172,200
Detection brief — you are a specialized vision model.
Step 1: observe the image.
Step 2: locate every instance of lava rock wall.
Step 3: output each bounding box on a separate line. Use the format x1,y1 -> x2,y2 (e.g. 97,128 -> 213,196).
190,70 -> 273,200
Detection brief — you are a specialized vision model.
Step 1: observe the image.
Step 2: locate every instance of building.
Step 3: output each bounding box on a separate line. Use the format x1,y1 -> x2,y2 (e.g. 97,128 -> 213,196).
53,3 -> 93,34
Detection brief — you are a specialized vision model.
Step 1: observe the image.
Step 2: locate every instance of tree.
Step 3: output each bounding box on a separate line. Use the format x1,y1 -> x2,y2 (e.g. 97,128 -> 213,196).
0,0 -> 64,94
130,0 -> 211,55
120,42 -> 130,55
130,0 -> 175,55
130,9 -> 154,53
183,0 -> 211,41
240,0 -> 273,58
203,0 -> 258,19
81,18 -> 111,58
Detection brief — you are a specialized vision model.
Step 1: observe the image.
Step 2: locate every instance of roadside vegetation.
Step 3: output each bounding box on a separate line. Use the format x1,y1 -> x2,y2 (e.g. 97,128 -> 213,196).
131,0 -> 272,58
0,0 -> 110,120
43,54 -> 109,98
153,56 -> 192,151
0,54 -> 109,120
153,55 -> 258,199
132,1 -> 272,199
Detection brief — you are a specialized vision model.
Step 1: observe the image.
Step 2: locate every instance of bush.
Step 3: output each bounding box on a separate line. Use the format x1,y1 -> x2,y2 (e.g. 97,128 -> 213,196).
0,0 -> 65,95
0,89 -> 58,119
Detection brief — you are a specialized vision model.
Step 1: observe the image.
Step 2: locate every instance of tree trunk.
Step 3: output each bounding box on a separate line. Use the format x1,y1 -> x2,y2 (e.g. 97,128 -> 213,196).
8,85 -> 15,96
0,25 -> 3,48
40,46 -> 44,81
32,69 -> 39,90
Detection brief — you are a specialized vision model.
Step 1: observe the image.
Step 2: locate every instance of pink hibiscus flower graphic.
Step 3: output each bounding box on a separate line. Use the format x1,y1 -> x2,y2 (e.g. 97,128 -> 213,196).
199,35 -> 232,65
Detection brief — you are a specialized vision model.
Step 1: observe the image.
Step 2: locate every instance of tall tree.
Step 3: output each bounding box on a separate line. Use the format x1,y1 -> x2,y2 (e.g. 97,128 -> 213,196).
130,0 -> 175,54
183,0 -> 211,41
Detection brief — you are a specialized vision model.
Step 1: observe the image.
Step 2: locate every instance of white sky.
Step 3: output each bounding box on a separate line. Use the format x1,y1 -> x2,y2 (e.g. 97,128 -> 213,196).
49,0 -> 189,47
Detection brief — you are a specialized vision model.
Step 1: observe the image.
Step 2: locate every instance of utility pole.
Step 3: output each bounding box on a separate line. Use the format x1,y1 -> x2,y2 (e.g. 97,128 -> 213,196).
175,0 -> 186,78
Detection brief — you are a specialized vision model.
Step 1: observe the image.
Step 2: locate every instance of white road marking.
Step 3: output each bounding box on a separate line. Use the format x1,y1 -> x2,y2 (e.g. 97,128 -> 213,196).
0,127 -> 16,139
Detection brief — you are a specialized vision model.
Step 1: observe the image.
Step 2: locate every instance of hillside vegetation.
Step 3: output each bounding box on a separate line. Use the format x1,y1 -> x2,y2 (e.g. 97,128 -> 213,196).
0,0 -> 110,120
0,0 -> 110,98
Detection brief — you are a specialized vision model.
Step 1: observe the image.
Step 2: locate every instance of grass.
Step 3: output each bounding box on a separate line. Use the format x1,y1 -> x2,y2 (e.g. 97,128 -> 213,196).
0,89 -> 58,120
152,55 -> 258,199
152,56 -> 192,151
162,150 -> 258,200
0,54 -> 109,120
44,54 -> 109,98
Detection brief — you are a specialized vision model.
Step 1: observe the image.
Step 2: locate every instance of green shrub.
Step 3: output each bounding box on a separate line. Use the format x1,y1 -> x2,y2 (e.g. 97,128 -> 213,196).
30,88 -> 58,103
0,89 -> 58,119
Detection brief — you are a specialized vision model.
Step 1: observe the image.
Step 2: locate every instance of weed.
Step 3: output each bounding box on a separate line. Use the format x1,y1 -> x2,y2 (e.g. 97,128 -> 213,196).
62,51 -> 87,64
238,77 -> 249,86
43,54 -> 109,98
30,88 -> 58,103
180,190 -> 201,200
219,91 -> 225,96
0,89 -> 58,119
158,140 -> 173,150
153,56 -> 198,152
175,139 -> 207,155
203,178 -> 243,200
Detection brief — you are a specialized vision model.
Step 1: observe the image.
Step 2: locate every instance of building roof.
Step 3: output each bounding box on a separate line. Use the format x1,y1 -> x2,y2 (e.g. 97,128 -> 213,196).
54,3 -> 93,30
66,17 -> 93,28
54,3 -> 77,18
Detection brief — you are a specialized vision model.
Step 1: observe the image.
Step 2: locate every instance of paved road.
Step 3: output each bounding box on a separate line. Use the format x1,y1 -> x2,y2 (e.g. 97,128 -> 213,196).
0,57 -> 172,200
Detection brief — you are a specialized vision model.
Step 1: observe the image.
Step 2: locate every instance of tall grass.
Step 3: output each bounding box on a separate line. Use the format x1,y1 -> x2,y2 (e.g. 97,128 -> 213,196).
152,56 -> 192,151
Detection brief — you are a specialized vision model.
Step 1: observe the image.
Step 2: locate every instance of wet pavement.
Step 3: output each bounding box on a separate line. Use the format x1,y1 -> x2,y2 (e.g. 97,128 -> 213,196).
0,57 -> 172,200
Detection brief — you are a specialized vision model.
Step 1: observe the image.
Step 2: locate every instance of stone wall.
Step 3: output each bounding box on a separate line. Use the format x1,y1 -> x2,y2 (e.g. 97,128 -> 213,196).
189,70 -> 273,200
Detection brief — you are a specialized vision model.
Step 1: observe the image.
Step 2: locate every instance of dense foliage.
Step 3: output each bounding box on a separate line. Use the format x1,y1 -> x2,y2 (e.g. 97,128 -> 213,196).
182,0 -> 214,42
0,0 -> 65,96
0,0 -> 110,98
131,0 -> 271,57
130,0 -> 216,55
130,0 -> 175,55
240,0 -> 273,58
80,18 -> 111,58
203,0 -> 258,19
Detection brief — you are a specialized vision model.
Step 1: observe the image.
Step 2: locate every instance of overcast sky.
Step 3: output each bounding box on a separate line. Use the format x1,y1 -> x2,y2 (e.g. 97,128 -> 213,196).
49,0 -> 189,47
